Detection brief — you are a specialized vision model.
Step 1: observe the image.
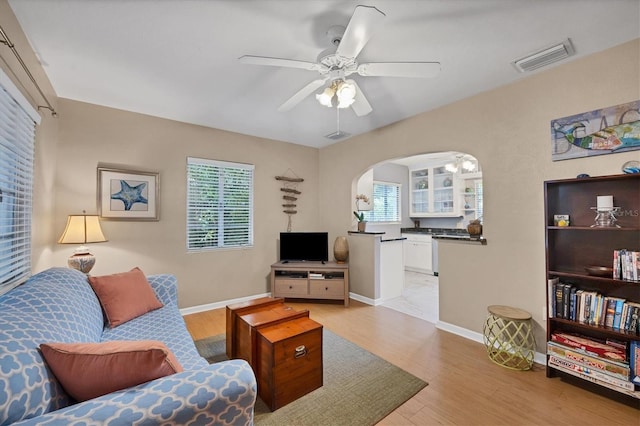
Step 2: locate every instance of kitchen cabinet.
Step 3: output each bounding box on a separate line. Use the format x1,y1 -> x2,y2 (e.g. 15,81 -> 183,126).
402,233 -> 432,273
461,176 -> 483,221
409,166 -> 461,217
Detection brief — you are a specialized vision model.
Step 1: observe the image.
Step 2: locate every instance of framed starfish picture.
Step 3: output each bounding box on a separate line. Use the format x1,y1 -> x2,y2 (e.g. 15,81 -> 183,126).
97,167 -> 159,221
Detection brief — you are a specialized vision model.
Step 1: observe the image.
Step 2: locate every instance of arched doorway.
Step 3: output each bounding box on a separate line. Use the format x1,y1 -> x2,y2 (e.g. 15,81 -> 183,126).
354,151 -> 482,323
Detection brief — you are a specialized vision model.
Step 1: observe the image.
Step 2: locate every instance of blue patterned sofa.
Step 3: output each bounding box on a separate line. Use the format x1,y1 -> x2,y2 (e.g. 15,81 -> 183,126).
0,267 -> 257,425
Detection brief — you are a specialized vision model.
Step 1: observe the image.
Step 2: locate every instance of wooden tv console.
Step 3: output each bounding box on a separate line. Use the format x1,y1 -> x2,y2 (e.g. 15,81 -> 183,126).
270,261 -> 349,307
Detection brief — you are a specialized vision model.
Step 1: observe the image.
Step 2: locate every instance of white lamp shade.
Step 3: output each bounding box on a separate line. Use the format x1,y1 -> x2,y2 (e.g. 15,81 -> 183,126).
316,87 -> 334,107
58,215 -> 107,244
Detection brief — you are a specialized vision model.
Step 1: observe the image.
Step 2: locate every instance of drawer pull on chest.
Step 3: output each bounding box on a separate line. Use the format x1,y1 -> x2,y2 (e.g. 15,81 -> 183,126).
294,345 -> 307,358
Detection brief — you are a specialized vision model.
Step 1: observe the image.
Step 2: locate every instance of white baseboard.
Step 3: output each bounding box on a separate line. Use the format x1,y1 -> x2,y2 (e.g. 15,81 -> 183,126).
436,320 -> 484,343
437,320 -> 546,366
348,292 -> 385,306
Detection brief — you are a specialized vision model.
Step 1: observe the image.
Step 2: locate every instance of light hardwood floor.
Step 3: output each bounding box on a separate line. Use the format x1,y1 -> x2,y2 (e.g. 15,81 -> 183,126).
183,299 -> 640,425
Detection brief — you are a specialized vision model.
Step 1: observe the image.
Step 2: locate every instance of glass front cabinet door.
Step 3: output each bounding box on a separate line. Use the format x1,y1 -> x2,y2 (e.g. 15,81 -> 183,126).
409,166 -> 461,217
410,169 -> 430,215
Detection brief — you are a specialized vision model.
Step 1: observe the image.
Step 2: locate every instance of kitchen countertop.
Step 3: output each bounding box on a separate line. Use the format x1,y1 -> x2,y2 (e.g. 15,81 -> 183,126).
401,227 -> 487,245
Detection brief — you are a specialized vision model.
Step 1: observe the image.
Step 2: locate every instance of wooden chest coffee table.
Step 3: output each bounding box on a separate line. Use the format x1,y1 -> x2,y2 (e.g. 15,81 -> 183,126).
225,297 -> 284,359
256,317 -> 323,411
236,305 -> 309,367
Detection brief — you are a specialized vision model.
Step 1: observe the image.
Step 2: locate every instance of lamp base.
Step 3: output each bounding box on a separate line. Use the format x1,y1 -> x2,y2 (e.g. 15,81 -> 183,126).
68,253 -> 96,274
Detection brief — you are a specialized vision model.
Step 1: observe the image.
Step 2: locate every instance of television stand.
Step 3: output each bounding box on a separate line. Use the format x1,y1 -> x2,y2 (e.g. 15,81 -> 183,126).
270,261 -> 349,307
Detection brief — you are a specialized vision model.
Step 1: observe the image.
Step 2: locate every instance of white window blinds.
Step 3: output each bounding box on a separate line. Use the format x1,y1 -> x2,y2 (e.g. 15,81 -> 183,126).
0,72 -> 37,296
362,182 -> 401,223
186,157 -> 254,251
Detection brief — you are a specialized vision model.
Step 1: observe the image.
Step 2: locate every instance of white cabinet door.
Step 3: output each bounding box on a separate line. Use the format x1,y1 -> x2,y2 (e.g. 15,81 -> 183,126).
409,165 -> 461,217
402,234 -> 433,273
409,169 -> 430,215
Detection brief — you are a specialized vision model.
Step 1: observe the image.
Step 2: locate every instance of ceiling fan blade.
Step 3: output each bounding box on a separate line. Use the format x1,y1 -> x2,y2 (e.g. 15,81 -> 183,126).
278,78 -> 328,112
347,80 -> 372,117
357,62 -> 441,78
335,5 -> 386,59
239,55 -> 326,72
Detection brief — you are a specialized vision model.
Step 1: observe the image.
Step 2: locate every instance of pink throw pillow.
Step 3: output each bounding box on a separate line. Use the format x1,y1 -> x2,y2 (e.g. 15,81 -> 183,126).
40,340 -> 183,402
88,267 -> 163,327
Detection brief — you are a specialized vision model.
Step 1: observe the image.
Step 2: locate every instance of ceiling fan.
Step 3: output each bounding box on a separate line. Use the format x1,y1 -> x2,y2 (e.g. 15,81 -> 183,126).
239,5 -> 441,116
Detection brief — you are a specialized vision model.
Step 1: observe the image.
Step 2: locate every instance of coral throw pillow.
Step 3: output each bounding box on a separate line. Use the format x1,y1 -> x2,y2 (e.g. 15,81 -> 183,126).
40,340 -> 183,402
88,267 -> 163,327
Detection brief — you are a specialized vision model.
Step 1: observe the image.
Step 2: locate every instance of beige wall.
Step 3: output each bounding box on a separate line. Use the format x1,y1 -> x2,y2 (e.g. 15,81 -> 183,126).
319,39 -> 640,348
0,1 -> 59,272
51,100 -> 319,308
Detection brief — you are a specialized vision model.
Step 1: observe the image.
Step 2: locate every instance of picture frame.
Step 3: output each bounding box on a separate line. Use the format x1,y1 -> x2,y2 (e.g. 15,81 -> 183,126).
550,100 -> 640,161
97,167 -> 159,221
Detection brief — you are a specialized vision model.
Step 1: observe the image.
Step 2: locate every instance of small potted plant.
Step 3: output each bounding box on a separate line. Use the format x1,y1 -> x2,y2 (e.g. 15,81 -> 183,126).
353,211 -> 366,232
354,194 -> 369,232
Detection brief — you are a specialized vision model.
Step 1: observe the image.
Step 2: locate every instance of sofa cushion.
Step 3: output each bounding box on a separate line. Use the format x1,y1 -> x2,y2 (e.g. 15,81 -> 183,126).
88,267 -> 163,327
40,340 -> 183,402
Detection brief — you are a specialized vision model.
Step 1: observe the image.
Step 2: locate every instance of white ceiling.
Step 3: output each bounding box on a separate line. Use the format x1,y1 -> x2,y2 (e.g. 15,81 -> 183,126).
8,0 -> 640,148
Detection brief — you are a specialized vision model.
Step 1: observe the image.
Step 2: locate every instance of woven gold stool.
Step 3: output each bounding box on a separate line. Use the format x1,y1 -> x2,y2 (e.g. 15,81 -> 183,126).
483,305 -> 535,370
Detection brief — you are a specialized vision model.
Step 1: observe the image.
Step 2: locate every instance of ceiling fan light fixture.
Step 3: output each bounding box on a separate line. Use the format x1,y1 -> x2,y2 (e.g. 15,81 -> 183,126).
316,86 -> 335,107
445,163 -> 458,173
336,81 -> 356,108
462,160 -> 476,172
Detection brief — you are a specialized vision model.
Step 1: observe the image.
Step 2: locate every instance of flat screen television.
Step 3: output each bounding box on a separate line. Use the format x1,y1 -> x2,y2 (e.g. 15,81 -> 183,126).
279,232 -> 329,262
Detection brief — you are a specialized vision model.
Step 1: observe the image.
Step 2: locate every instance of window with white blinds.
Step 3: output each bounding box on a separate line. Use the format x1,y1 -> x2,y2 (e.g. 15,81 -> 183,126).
362,182 -> 401,223
0,73 -> 38,296
186,157 -> 254,251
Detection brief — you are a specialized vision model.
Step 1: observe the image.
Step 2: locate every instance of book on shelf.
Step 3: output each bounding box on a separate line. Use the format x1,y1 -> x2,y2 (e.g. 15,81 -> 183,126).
569,286 -> 577,322
547,341 -> 630,381
613,298 -> 627,329
631,341 -> 640,386
563,284 -> 572,320
625,303 -> 640,332
604,297 -> 617,328
554,282 -> 564,318
548,277 -> 559,318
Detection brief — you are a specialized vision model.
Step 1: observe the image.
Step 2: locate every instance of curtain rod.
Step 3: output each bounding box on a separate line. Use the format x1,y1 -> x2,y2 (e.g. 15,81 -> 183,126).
0,24 -> 57,117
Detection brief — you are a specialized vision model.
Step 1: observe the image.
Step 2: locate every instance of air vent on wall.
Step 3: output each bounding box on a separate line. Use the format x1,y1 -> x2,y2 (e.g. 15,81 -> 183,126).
325,130 -> 351,140
512,39 -> 575,73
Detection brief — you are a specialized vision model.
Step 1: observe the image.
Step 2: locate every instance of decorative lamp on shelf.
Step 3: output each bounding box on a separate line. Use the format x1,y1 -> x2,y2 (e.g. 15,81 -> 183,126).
58,212 -> 107,274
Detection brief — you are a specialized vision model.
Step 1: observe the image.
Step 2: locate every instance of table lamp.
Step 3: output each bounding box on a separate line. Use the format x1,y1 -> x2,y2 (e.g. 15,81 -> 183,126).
58,212 -> 107,274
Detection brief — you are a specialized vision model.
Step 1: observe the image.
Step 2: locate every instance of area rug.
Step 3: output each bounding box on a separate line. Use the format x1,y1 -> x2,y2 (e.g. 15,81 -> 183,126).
194,329 -> 427,426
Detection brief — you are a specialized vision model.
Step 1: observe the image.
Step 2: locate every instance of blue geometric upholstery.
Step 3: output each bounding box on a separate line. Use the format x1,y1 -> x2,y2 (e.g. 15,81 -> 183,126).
0,268 -> 256,425
101,302 -> 207,371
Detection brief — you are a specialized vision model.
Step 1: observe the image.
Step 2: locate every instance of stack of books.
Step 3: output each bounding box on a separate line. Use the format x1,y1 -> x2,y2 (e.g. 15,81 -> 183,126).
614,249 -> 640,281
548,333 -> 639,395
548,279 -> 640,332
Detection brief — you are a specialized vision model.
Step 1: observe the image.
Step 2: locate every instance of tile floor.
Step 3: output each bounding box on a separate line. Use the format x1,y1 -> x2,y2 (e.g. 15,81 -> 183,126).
381,271 -> 439,323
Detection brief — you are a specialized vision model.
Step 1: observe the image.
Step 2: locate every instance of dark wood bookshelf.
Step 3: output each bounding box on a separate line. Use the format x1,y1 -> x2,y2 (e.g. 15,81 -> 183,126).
544,173 -> 640,403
